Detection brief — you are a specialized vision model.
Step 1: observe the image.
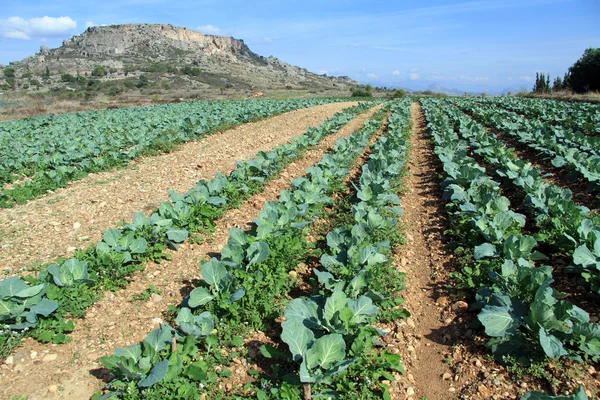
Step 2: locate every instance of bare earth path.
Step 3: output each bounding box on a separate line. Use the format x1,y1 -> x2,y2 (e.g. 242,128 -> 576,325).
0,106 -> 380,400
392,102 -> 459,399
0,102 -> 356,275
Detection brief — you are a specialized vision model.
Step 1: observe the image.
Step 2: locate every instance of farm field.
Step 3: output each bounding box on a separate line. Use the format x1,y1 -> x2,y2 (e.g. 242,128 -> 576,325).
0,97 -> 599,400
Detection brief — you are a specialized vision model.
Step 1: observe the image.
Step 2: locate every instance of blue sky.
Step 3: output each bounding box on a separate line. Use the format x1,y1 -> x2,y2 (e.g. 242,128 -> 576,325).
1,0 -> 599,93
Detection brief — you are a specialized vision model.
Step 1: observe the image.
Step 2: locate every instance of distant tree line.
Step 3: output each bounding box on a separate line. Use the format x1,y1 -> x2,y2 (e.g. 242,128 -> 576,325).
533,47 -> 600,94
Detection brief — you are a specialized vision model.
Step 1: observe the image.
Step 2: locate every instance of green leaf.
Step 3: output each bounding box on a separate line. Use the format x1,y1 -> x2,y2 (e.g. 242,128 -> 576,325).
103,228 -> 122,248
29,298 -> 58,317
227,228 -> 247,247
573,245 -> 597,267
478,305 -> 518,337
246,241 -> 269,267
143,325 -> 173,353
305,334 -> 346,370
201,259 -> 228,290
166,229 -> 188,243
129,237 -> 148,254
95,242 -> 111,255
14,283 -> 45,299
185,361 -> 208,382
228,288 -> 245,304
114,343 -> 142,363
138,358 -> 169,387
348,296 -> 378,324
188,287 -> 214,308
0,276 -> 30,298
539,328 -> 568,358
281,319 -> 314,362
284,298 -> 320,328
474,243 -> 496,260
324,291 -> 348,323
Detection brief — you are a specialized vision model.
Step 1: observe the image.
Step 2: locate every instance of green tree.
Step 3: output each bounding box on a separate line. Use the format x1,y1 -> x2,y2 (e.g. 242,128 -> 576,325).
3,67 -> 15,78
533,72 -> 551,93
61,73 -> 76,83
567,47 -> 600,93
91,65 -> 106,77
135,74 -> 149,88
552,76 -> 563,91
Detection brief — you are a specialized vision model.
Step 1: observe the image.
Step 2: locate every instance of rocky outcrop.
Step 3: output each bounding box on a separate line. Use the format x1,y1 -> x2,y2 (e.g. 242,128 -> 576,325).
6,23 -> 358,92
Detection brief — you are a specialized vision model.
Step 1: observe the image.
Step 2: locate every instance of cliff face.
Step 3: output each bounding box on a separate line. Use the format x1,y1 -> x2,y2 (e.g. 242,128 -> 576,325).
4,23 -> 358,93
59,24 -> 253,58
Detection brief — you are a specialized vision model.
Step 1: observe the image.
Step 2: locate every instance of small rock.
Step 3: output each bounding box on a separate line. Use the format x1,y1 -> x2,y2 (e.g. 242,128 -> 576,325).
520,382 -> 528,389
474,359 -> 482,368
73,222 -> 81,230
436,296 -> 449,306
14,349 -> 29,362
77,235 -> 90,242
42,353 -> 58,362
380,327 -> 393,334
406,387 -> 415,396
144,300 -> 154,309
151,317 -> 164,326
449,387 -> 456,393
442,372 -> 452,380
30,351 -> 37,360
452,301 -> 469,313
4,355 -> 14,365
407,318 -> 415,328
444,318 -> 453,325
288,270 -> 297,278
67,246 -> 77,253
48,385 -> 58,393
478,384 -> 489,397
151,293 -> 163,304
400,257 -> 408,267
407,373 -> 415,383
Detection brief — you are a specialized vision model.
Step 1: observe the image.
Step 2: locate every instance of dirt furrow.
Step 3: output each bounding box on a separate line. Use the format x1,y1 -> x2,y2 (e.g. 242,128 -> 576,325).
391,102 -> 459,399
0,106 -> 380,400
0,102 -> 357,275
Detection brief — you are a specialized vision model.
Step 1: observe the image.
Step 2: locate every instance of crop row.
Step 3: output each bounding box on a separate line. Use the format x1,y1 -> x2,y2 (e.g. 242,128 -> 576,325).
421,99 -> 600,376
0,98 -> 346,207
471,97 -> 600,157
447,98 -> 600,192
436,99 -> 600,293
94,102 -> 403,399
475,96 -> 600,136
0,102 -> 374,359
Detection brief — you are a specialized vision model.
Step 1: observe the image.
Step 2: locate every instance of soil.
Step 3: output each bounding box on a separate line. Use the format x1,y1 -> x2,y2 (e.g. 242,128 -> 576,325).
383,102 -> 458,399
0,102 -> 357,275
0,105 -> 380,400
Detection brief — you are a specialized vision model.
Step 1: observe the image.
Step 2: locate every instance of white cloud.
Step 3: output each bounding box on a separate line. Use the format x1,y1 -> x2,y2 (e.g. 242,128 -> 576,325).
263,37 -> 273,43
86,21 -> 96,28
508,77 -> 513,81
392,70 -> 400,76
367,73 -> 378,79
0,16 -> 77,40
197,24 -> 223,35
409,73 -> 420,80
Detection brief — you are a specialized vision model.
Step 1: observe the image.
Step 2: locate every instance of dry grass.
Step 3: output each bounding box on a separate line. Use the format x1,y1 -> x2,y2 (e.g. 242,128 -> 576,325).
520,89 -> 600,104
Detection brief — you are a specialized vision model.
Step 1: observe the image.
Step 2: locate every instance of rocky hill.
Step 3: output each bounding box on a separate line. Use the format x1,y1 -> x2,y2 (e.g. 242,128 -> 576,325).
1,24 -> 357,96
